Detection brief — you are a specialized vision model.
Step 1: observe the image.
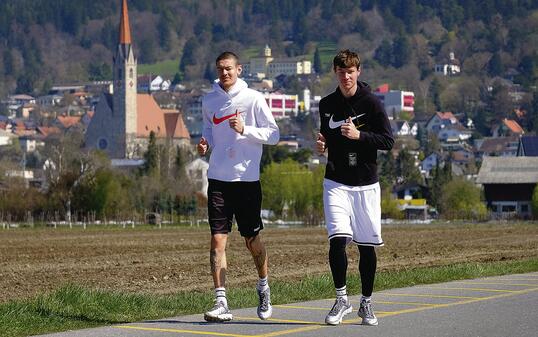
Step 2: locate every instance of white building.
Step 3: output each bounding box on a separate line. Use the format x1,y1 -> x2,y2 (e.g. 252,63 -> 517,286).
374,84 -> 414,120
434,52 -> 461,76
186,158 -> 209,197
262,92 -> 299,119
137,75 -> 171,92
242,45 -> 311,79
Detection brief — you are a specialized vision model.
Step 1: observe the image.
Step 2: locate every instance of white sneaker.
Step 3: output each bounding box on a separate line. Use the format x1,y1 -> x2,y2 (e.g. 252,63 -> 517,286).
325,297 -> 352,325
257,287 -> 272,320
204,301 -> 233,322
358,299 -> 378,326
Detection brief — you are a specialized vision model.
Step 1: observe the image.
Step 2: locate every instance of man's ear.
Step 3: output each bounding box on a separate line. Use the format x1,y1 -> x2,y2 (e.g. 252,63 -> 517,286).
237,65 -> 242,74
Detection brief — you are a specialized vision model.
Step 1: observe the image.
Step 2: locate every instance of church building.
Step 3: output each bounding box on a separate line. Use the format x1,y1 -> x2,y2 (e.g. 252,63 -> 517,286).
85,0 -> 190,159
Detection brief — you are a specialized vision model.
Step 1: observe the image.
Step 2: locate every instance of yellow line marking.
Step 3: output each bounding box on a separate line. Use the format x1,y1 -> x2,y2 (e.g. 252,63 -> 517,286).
381,292 -> 481,299
376,300 -> 438,306
274,304 -> 328,311
115,325 -> 252,337
115,286 -> 538,337
257,325 -> 327,337
234,316 -> 320,325
458,281 -> 538,287
422,286 -> 519,293
379,287 -> 538,318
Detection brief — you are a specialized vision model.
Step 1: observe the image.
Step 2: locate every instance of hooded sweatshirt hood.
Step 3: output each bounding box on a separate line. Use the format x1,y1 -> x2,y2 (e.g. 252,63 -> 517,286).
213,78 -> 248,99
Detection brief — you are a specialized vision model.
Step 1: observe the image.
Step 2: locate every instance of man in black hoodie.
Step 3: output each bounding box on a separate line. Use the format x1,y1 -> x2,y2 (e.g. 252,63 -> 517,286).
316,49 -> 394,326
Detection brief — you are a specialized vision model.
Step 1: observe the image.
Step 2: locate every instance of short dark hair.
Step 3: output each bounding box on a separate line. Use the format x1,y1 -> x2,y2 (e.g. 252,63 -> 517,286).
333,49 -> 361,71
216,51 -> 240,65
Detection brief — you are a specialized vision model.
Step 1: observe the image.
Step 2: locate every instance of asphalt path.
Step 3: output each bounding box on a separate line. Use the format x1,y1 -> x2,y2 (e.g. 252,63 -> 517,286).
35,272 -> 538,337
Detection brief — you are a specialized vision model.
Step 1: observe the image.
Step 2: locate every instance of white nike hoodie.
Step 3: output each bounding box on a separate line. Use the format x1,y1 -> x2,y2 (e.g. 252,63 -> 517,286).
201,78 -> 279,182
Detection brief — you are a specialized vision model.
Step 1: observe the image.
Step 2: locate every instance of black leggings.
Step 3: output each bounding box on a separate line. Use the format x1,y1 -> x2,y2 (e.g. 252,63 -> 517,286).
329,237 -> 377,296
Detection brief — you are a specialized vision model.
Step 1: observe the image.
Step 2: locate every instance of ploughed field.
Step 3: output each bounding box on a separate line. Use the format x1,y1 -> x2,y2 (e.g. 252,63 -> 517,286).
1,223 -> 537,303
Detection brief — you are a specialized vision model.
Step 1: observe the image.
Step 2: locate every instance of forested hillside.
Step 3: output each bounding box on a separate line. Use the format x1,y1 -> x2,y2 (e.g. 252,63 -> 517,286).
0,0 -> 537,132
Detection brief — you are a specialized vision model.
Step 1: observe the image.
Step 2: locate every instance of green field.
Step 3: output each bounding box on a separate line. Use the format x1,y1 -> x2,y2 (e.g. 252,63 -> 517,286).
2,259 -> 537,337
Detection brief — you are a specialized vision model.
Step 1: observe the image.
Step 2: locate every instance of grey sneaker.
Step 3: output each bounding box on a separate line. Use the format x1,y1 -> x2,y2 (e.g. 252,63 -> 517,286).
325,297 -> 352,325
204,301 -> 233,322
257,287 -> 272,320
358,299 -> 378,326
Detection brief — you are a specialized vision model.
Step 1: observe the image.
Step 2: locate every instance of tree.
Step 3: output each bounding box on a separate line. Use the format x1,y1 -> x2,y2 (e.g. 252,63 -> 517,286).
429,159 -> 451,210
532,185 -> 538,219
396,149 -> 422,185
260,159 -> 323,222
157,9 -> 173,52
179,37 -> 199,73
440,178 -> 487,220
488,52 -> 504,76
374,39 -> 393,67
392,34 -> 411,68
313,47 -> 322,73
142,131 -> 158,176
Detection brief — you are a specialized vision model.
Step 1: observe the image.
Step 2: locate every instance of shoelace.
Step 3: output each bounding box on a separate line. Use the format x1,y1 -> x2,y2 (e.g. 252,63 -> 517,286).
329,298 -> 346,315
212,301 -> 227,313
360,301 -> 373,317
259,291 -> 269,311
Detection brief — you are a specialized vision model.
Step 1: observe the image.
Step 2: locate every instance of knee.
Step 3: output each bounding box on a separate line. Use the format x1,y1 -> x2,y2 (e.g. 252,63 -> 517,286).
329,237 -> 347,253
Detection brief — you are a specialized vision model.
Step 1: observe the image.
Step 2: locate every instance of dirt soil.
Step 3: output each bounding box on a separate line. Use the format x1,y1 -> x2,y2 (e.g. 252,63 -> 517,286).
1,223 -> 537,303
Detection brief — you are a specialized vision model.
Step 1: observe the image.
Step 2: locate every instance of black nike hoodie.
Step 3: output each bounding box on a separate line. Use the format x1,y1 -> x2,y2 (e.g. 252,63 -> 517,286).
319,81 -> 394,186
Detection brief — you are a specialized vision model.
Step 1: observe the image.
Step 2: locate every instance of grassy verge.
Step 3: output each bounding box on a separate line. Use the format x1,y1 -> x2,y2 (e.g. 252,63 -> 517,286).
2,258 -> 537,337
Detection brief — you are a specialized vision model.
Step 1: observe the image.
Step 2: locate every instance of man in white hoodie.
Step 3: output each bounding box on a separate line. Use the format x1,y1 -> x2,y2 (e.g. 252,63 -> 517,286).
197,51 -> 279,322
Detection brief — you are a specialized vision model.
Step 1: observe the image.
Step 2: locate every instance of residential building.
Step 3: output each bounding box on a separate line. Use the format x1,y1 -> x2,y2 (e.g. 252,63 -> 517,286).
476,136 -> 519,158
390,120 -> 417,137
434,52 -> 461,76
185,158 -> 209,197
137,75 -> 171,92
491,118 -> 524,137
420,153 -> 439,177
517,135 -> 538,156
0,129 -> 15,146
425,111 -> 459,133
476,156 -> 538,219
374,84 -> 415,120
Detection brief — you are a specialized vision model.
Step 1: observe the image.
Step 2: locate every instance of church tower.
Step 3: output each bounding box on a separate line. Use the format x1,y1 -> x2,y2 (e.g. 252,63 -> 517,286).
113,0 -> 137,158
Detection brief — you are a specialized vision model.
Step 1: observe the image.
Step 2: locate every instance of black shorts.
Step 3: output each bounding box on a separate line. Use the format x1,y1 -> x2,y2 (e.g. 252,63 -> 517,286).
207,179 -> 263,237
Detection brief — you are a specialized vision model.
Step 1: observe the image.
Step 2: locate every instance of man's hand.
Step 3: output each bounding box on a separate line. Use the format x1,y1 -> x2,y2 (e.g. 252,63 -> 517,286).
197,137 -> 208,156
228,110 -> 244,134
316,132 -> 326,155
341,116 -> 360,140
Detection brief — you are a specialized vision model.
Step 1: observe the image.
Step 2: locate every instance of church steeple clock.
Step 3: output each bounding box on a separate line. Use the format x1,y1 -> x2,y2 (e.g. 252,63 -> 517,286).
113,0 -> 137,158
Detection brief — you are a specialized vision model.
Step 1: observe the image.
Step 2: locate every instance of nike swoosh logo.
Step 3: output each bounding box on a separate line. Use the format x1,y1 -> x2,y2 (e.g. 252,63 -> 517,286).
213,111 -> 241,125
328,113 -> 365,129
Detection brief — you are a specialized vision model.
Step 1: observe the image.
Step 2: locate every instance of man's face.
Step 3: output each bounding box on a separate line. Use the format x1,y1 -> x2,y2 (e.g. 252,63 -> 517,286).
335,66 -> 360,91
216,58 -> 241,91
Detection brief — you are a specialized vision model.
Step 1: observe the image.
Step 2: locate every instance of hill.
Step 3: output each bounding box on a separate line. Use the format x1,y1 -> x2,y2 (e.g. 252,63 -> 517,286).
0,0 -> 537,132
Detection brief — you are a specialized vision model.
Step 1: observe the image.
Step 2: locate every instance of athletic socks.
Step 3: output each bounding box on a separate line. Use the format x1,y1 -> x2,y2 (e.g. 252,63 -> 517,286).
215,287 -> 228,306
361,295 -> 371,303
336,285 -> 348,302
257,276 -> 269,291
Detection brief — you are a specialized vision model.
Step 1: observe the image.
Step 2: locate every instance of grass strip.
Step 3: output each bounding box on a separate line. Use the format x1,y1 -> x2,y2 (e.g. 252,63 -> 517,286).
2,258 -> 537,337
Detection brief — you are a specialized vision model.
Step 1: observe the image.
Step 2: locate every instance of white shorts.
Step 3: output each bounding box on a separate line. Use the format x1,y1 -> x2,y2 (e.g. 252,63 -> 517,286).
323,179 -> 383,246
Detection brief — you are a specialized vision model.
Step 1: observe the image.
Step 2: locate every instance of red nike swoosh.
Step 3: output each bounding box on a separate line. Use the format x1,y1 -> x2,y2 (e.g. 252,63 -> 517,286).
213,111 -> 240,124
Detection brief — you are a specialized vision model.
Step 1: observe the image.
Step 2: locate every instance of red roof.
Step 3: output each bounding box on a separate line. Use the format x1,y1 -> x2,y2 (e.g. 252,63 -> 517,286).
119,0 -> 132,44
37,126 -> 61,138
56,115 -> 82,128
503,118 -> 524,134
136,94 -> 190,139
436,111 -> 456,120
375,84 -> 389,93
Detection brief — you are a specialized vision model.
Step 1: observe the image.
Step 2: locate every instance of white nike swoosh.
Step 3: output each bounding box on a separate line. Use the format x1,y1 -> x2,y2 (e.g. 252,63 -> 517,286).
328,113 -> 365,129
